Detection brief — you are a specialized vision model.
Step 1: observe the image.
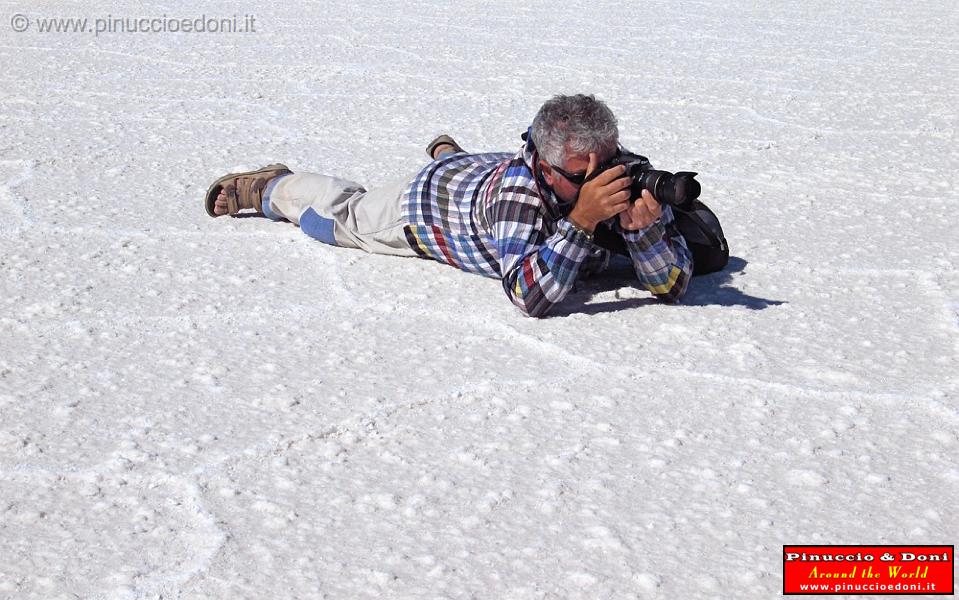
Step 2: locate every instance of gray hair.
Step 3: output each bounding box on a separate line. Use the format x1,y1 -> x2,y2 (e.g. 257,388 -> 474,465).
530,94 -> 619,166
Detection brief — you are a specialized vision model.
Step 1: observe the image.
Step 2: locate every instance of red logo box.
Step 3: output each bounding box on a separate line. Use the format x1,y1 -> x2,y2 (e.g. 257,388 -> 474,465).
783,545 -> 954,595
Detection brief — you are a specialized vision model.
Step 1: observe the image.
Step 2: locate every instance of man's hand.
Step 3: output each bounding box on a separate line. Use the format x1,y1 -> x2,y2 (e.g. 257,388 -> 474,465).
619,189 -> 662,231
567,153 -> 632,233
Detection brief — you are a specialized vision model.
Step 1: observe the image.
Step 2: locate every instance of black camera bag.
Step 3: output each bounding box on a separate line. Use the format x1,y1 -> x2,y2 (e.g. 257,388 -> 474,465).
592,200 -> 729,276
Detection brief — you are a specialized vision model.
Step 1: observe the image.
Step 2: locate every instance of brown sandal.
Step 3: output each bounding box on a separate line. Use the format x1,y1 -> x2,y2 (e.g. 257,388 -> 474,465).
425,135 -> 464,160
204,163 -> 292,217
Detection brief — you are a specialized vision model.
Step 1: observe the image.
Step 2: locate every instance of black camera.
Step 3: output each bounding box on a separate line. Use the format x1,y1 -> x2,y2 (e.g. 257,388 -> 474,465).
586,152 -> 701,210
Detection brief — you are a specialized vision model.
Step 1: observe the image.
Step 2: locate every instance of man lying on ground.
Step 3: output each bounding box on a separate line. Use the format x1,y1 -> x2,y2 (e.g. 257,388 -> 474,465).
204,94 -> 692,317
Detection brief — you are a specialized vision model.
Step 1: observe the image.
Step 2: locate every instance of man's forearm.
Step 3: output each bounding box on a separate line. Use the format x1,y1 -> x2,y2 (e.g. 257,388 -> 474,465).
621,219 -> 693,302
500,218 -> 593,317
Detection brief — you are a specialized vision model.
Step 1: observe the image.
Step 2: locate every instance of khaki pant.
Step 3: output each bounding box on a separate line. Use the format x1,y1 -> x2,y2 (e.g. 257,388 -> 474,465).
264,172 -> 419,257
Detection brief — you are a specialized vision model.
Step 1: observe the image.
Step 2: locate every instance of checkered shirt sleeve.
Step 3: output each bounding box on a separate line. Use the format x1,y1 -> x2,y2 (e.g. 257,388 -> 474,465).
615,205 -> 693,302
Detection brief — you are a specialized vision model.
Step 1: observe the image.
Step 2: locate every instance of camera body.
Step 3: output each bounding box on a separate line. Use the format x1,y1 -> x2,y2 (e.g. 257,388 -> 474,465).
586,152 -> 701,211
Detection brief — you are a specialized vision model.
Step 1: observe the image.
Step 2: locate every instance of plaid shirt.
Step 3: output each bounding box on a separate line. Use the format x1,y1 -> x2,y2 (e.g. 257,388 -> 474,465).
401,140 -> 692,317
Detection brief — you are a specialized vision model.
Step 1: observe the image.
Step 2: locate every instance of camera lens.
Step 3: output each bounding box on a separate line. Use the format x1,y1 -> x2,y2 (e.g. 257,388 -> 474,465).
632,169 -> 700,209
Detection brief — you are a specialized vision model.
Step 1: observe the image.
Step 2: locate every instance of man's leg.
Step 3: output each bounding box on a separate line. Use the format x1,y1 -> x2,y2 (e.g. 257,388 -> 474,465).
219,171 -> 419,257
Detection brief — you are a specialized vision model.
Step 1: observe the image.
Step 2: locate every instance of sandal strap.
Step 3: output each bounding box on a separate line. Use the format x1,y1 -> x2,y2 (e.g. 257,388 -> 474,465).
235,175 -> 267,213
224,182 -> 240,214
221,164 -> 291,215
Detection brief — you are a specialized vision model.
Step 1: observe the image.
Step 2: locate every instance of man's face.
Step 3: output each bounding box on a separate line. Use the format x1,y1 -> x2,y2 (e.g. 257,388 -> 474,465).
539,147 -> 617,205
